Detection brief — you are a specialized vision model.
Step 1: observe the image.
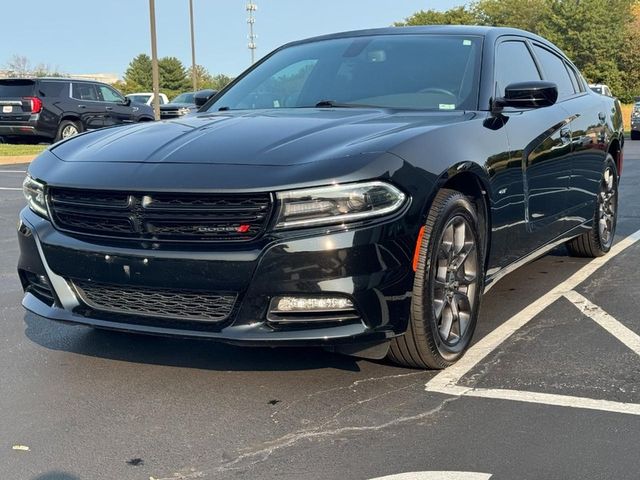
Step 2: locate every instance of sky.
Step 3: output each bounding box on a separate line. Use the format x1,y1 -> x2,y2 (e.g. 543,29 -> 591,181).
0,0 -> 466,78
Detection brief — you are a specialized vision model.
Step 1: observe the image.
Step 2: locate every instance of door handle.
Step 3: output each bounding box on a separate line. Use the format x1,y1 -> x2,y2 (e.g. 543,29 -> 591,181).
598,112 -> 606,124
78,105 -> 86,109
105,106 -> 114,111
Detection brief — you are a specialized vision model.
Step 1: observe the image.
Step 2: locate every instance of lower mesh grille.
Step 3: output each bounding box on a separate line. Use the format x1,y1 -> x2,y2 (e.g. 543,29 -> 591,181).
72,280 -> 236,322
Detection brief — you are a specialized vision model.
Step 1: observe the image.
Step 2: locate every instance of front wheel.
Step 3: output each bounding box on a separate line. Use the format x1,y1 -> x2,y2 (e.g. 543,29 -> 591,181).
388,189 -> 484,369
567,156 -> 618,257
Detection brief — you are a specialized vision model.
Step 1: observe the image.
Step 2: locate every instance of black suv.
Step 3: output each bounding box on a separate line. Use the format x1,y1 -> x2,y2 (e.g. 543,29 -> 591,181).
0,78 -> 155,143
159,89 -> 217,120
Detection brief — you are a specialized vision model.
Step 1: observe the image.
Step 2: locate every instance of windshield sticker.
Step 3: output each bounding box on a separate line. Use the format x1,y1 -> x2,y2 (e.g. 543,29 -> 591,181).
463,39 -> 472,46
439,104 -> 456,110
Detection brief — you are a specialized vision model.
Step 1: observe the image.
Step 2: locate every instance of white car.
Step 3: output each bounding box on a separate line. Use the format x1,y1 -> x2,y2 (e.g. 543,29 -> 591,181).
125,92 -> 169,106
589,83 -> 613,97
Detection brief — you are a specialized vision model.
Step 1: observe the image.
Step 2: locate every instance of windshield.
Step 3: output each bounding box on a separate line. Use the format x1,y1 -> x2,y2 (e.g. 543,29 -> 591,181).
206,34 -> 482,112
128,94 -> 151,104
172,93 -> 195,104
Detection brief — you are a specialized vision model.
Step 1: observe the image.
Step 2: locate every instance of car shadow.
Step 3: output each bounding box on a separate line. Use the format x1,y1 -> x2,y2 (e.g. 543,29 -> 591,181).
32,473 -> 80,480
23,312 -> 363,372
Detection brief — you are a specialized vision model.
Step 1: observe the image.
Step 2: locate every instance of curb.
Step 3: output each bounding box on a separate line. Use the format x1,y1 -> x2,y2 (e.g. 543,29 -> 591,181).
0,155 -> 36,166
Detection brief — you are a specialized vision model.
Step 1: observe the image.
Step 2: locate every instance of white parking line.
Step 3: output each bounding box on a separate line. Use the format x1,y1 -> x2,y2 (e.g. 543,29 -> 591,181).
369,473 -> 492,480
426,229 -> 640,416
565,290 -> 640,356
0,170 -> 26,173
0,187 -> 22,191
433,386 -> 640,417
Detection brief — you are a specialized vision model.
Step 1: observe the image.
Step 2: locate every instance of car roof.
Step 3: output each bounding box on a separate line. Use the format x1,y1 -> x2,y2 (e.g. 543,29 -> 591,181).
288,25 -> 558,50
0,77 -> 110,85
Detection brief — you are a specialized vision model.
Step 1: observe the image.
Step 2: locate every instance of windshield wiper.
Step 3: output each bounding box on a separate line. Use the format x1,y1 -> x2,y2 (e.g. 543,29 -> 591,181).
218,106 -> 231,111
313,100 -> 373,108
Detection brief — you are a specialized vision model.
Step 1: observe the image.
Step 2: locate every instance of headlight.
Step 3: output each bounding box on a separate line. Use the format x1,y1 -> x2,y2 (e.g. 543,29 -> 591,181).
274,181 -> 406,229
22,174 -> 48,218
178,107 -> 191,116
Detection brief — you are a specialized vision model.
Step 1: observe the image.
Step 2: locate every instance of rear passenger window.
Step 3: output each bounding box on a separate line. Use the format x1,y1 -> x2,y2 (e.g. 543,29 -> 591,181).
495,41 -> 541,96
72,83 -> 99,101
532,45 -> 575,99
39,81 -> 67,98
565,63 -> 584,93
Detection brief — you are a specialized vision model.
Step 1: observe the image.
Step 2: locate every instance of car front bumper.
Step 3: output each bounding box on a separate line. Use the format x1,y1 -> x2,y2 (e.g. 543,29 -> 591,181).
17,207 -> 415,349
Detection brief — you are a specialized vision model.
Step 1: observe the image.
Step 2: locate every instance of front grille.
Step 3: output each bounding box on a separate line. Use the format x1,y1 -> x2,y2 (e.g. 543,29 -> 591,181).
73,280 -> 236,322
160,110 -> 183,119
48,187 -> 273,242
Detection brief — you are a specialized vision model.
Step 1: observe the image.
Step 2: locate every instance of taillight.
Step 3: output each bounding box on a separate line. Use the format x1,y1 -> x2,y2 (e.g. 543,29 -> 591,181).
23,97 -> 43,114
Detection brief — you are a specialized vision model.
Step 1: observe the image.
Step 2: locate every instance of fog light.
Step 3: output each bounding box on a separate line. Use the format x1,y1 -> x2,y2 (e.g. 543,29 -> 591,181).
272,296 -> 354,312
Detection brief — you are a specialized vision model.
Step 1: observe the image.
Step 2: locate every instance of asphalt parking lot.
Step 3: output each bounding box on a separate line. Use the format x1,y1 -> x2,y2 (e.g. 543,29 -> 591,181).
1,143 -> 640,480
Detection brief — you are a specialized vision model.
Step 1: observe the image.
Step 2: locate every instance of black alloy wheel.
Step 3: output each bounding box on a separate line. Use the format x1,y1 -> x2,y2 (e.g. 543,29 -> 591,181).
567,156 -> 618,257
388,189 -> 484,369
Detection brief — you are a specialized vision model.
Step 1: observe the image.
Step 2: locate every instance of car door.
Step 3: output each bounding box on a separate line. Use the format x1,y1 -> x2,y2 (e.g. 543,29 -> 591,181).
494,39 -> 573,259
96,84 -> 136,127
530,44 -> 605,232
71,82 -> 104,130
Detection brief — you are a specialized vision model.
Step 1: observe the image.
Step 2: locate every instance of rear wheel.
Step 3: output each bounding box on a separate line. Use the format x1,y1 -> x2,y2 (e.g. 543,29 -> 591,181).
388,189 -> 484,369
55,120 -> 82,142
567,157 -> 618,257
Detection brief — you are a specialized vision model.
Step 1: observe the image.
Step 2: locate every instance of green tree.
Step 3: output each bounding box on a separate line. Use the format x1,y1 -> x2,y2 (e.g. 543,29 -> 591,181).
186,64 -> 213,90
543,0 -> 634,100
159,56 -> 190,95
207,73 -> 234,91
112,79 -> 139,95
619,2 -> 640,102
473,0 -> 552,34
123,54 -> 152,91
395,6 -> 477,26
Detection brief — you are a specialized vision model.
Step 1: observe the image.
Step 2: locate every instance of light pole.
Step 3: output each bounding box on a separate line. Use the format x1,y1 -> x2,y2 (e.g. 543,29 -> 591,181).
189,0 -> 197,91
149,0 -> 161,120
247,1 -> 257,65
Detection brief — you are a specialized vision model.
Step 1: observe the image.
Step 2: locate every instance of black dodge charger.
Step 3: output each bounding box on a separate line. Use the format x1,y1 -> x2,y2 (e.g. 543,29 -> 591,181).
18,26 -> 624,369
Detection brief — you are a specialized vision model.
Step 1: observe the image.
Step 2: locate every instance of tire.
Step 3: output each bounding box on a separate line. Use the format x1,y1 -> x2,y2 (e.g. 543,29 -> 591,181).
388,189 -> 484,369
567,156 -> 618,257
55,120 -> 82,142
631,131 -> 640,141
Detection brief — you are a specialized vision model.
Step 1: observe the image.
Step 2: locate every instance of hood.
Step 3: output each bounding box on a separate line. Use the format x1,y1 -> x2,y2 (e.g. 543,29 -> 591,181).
51,108 -> 475,166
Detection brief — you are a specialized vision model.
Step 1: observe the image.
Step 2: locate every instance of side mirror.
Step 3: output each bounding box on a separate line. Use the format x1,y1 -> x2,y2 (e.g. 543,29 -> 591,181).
194,89 -> 217,108
494,81 -> 558,111
123,97 -> 132,106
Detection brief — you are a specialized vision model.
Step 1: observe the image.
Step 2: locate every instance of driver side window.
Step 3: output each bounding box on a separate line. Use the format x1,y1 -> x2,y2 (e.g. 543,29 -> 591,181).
97,85 -> 124,103
495,41 -> 541,97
